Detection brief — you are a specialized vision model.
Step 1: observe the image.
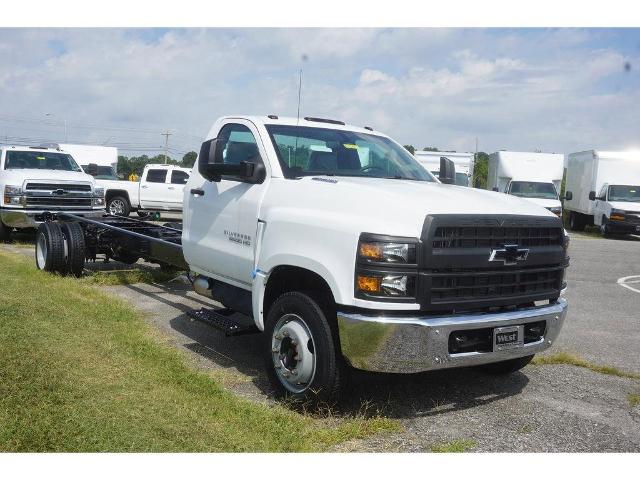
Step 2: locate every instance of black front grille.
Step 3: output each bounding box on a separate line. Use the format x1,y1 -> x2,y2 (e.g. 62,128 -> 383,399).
432,225 -> 563,249
429,265 -> 563,303
25,197 -> 92,208
419,214 -> 567,312
25,183 -> 92,192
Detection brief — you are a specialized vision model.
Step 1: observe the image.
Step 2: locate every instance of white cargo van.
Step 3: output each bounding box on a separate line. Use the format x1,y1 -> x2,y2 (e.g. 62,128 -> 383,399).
413,151 -> 474,187
564,150 -> 640,234
487,151 -> 564,216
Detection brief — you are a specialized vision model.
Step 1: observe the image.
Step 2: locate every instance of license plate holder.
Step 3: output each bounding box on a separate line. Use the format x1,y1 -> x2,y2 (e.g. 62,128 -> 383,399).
493,325 -> 524,351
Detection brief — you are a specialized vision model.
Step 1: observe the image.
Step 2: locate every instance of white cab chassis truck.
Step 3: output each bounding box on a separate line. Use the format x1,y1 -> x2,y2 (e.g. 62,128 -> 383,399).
564,150 -> 640,235
0,145 -> 105,241
96,164 -> 191,217
488,151 -> 565,217
414,151 -> 475,187
33,116 -> 569,405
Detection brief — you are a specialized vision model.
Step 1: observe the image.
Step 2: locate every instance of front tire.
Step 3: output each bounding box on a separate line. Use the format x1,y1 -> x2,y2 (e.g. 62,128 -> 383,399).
600,216 -> 610,237
0,220 -> 11,242
568,211 -> 585,231
107,196 -> 131,217
264,291 -> 343,407
479,354 -> 534,374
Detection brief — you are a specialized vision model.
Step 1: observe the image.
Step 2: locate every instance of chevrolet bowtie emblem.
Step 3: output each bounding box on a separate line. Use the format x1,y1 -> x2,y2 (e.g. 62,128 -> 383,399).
489,244 -> 529,265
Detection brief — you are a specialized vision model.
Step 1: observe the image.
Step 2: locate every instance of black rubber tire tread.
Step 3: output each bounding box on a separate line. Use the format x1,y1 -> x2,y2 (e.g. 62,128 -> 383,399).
35,222 -> 66,273
60,222 -> 86,277
107,195 -> 131,217
0,220 -> 11,242
479,354 -> 535,374
568,212 -> 585,232
263,291 -> 343,408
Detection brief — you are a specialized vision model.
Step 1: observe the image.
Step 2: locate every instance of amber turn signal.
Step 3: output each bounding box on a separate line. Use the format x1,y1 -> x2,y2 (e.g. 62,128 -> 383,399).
358,242 -> 383,261
357,274 -> 381,293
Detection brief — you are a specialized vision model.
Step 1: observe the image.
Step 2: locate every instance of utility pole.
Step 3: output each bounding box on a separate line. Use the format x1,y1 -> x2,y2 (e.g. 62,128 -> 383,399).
161,130 -> 172,164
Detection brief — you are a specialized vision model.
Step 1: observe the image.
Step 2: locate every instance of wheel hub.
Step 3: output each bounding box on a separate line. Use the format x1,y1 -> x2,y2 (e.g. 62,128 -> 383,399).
271,314 -> 316,393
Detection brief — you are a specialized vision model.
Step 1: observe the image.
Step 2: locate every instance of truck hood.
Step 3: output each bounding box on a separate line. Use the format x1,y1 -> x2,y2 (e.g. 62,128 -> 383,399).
2,169 -> 95,185
264,176 -> 557,238
609,201 -> 640,212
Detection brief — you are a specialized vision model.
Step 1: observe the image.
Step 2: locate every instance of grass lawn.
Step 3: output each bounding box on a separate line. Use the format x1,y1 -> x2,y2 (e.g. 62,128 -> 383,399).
0,251 -> 396,452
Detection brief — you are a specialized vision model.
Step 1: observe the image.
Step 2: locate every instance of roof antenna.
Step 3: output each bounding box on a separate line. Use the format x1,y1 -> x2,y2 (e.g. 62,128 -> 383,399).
296,68 -> 303,125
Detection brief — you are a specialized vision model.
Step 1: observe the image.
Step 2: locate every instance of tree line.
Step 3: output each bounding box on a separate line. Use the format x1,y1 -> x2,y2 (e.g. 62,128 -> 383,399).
116,151 -> 198,178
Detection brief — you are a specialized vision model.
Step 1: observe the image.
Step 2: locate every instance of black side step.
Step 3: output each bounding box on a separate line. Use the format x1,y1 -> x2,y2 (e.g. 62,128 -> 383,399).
187,308 -> 259,337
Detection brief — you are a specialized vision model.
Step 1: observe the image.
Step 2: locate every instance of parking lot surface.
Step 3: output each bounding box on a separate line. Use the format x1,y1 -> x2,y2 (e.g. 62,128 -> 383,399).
3,229 -> 639,451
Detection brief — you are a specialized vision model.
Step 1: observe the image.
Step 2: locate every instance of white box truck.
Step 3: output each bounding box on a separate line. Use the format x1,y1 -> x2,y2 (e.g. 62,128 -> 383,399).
413,151 -> 474,187
33,115 -> 569,406
487,151 -> 564,216
564,150 -> 640,235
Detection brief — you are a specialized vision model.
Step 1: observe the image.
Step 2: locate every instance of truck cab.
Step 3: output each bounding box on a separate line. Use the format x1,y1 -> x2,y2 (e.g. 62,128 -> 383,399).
0,145 -> 104,240
503,180 -> 562,216
180,115 -> 569,404
591,183 -> 640,235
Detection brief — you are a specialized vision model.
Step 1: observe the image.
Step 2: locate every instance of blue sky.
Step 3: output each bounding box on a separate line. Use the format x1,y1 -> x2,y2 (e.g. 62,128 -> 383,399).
0,28 -> 639,157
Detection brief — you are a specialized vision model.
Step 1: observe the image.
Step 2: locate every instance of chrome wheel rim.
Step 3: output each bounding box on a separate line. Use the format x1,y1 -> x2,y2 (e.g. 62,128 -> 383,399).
109,199 -> 126,215
36,233 -> 47,269
271,313 -> 316,394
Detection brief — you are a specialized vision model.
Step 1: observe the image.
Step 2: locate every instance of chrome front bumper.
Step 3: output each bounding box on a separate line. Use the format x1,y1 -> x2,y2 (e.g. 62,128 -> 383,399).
337,298 -> 568,373
0,208 -> 105,229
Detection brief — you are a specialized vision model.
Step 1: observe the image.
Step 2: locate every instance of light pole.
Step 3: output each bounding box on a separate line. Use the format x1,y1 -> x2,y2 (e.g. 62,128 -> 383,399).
45,113 -> 68,142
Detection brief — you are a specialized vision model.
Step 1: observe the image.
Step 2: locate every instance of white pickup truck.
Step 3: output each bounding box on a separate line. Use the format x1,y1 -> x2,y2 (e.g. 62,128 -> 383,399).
92,164 -> 191,217
35,115 -> 569,406
0,145 -> 104,240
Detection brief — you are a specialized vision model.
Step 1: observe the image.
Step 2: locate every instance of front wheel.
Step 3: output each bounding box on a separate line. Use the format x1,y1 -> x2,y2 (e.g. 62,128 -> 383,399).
264,291 -> 343,407
568,211 -> 584,231
0,220 -> 11,242
600,216 -> 610,237
107,196 -> 131,217
479,354 -> 534,374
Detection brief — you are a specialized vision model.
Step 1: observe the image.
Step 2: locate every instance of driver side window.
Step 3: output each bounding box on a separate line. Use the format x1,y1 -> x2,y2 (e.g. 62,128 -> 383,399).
215,123 -> 261,166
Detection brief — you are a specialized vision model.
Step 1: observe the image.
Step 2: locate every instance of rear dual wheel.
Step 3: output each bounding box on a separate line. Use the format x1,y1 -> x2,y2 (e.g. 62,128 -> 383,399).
35,222 -> 85,276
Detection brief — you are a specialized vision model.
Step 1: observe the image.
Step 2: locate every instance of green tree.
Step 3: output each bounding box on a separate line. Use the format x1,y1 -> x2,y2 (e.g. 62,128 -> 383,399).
181,151 -> 197,168
403,145 -> 415,155
473,152 -> 489,189
422,147 -> 439,152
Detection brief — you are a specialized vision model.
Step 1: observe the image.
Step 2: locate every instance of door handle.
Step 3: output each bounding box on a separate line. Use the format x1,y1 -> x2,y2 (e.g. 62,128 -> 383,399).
190,188 -> 205,196
141,185 -> 148,189
168,186 -> 175,190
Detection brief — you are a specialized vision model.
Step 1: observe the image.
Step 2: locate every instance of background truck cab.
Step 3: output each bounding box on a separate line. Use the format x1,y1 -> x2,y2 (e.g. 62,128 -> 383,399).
565,150 -> 640,234
487,151 -> 564,217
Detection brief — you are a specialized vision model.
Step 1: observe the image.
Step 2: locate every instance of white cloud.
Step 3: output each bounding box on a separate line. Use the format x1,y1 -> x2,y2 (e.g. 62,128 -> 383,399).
0,28 -> 638,157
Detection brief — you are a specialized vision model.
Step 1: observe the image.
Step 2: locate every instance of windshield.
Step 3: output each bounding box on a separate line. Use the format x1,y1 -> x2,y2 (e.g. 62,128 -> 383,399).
609,185 -> 640,202
4,151 -> 82,172
82,165 -> 118,180
265,125 -> 436,181
509,181 -> 558,199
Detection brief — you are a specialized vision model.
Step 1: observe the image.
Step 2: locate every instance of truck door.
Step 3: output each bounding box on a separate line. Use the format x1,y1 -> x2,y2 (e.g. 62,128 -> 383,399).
168,169 -> 189,210
140,168 -> 169,209
593,184 -> 608,225
183,120 -> 268,288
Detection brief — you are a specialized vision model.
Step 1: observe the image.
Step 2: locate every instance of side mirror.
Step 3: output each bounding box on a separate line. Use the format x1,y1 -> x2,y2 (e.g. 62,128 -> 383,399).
492,187 -> 499,192
588,191 -> 596,201
438,157 -> 456,185
86,163 -> 98,176
198,139 -> 266,184
564,191 -> 573,201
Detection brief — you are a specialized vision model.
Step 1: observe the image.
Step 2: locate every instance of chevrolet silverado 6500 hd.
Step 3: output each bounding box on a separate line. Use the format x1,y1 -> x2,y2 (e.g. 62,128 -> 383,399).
34,115 -> 569,405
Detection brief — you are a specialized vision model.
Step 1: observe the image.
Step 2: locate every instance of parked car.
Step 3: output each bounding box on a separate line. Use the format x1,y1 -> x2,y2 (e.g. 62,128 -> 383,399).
487,151 -> 564,217
34,115 -> 569,406
95,164 -> 191,216
0,145 -> 104,241
564,150 -> 640,234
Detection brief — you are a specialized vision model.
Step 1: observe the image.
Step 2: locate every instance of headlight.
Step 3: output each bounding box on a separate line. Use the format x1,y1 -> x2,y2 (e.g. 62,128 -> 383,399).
4,185 -> 23,205
610,209 -> 626,221
93,187 -> 105,206
358,239 -> 416,264
547,206 -> 562,216
355,234 -> 419,300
